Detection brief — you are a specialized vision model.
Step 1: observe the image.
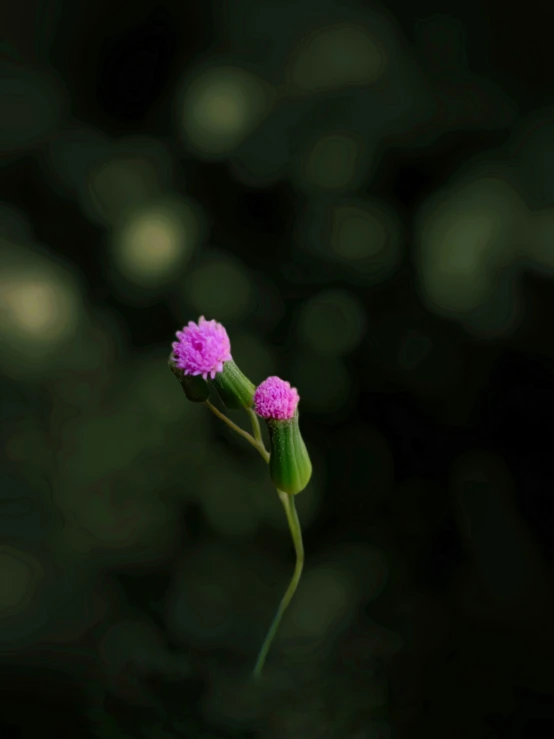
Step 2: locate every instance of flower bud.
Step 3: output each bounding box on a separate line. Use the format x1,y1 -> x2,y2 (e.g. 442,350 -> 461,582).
266,413 -> 312,495
254,376 -> 312,495
168,355 -> 209,402
171,316 -> 255,410
210,359 -> 256,410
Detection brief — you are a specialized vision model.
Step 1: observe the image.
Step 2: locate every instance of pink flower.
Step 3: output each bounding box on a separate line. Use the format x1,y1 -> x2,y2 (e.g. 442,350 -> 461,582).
253,376 -> 300,421
172,316 -> 232,380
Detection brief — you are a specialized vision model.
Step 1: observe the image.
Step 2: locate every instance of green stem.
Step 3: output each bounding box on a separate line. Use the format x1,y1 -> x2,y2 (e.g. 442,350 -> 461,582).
246,406 -> 263,445
204,399 -> 303,678
204,400 -> 259,452
246,407 -> 269,462
252,489 -> 304,679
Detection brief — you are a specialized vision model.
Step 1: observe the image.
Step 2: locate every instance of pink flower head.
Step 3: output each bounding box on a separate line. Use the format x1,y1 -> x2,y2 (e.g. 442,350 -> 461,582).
172,316 -> 232,380
253,376 -> 300,420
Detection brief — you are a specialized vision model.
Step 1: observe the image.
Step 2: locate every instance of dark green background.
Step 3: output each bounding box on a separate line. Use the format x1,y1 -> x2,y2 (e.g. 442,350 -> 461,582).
2,1 -> 554,737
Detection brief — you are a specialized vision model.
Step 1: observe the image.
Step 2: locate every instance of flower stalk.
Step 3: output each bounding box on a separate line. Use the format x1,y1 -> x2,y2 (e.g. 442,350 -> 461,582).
169,317 -> 311,679
204,399 -> 269,462
252,488 -> 304,679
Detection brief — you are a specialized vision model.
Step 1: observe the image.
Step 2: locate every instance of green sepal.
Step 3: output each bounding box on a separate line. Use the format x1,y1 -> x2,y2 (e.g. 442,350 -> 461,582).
267,412 -> 312,495
210,359 -> 255,410
168,355 -> 210,402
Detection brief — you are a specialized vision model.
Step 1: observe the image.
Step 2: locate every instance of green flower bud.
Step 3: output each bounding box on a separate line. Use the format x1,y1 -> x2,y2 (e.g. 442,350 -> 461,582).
168,355 -> 210,402
267,413 -> 312,495
253,376 -> 311,495
210,359 -> 256,410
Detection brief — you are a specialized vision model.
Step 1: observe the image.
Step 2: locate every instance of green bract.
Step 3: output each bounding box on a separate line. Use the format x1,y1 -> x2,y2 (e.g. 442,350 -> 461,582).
267,412 -> 312,495
168,355 -> 210,402
211,359 -> 256,410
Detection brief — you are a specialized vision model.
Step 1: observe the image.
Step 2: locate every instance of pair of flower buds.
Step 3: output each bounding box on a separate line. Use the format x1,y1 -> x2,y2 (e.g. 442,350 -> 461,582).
168,316 -> 312,496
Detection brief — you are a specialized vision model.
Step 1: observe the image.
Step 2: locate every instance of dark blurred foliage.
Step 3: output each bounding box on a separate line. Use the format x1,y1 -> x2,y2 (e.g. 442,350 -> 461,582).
2,1 -> 554,738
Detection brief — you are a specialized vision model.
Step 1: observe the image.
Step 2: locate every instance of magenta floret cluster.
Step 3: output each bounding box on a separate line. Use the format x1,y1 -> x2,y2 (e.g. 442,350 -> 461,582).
253,376 -> 300,420
172,316 -> 232,380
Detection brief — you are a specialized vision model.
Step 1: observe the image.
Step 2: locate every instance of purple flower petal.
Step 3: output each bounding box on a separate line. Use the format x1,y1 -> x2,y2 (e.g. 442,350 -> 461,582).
172,316 -> 232,379
253,376 -> 300,420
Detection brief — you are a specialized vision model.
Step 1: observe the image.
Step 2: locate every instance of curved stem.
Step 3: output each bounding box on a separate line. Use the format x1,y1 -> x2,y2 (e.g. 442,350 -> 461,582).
204,398 -> 303,678
252,490 -> 304,679
204,400 -> 257,447
246,407 -> 263,445
246,407 -> 269,462
204,400 -> 268,462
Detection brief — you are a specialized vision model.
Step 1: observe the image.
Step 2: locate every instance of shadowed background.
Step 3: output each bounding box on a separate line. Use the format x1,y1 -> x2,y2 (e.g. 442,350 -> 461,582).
2,1 -> 554,737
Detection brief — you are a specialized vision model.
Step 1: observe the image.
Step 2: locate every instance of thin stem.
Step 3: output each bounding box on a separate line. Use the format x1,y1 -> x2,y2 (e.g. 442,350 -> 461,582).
246,407 -> 263,445
258,445 -> 270,464
204,398 -> 303,678
246,407 -> 269,462
252,490 -> 304,679
204,400 -> 268,462
204,400 -> 257,447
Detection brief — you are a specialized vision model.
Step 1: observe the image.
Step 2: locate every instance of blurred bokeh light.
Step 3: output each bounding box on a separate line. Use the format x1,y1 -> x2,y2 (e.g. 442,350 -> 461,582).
296,198 -> 403,285
88,155 -> 162,225
298,131 -> 366,191
526,207 -> 554,275
415,174 -> 528,335
0,546 -> 43,619
177,64 -> 274,158
0,63 -> 66,154
330,201 -> 403,281
111,195 -> 201,289
0,241 -> 84,378
297,289 -> 366,357
286,23 -> 387,94
184,252 -> 253,319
